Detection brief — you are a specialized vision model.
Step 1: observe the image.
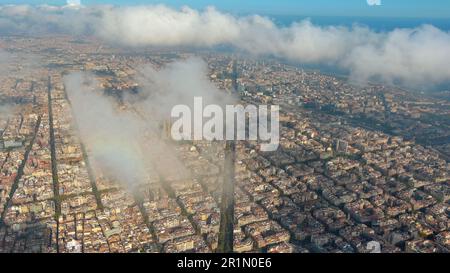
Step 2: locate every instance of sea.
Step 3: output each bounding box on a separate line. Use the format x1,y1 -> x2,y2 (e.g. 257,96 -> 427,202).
270,15 -> 450,31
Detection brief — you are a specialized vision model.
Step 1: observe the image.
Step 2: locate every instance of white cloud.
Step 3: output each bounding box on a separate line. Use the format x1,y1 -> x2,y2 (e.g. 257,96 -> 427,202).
0,4 -> 449,89
367,0 -> 382,6
63,58 -> 229,186
66,0 -> 81,7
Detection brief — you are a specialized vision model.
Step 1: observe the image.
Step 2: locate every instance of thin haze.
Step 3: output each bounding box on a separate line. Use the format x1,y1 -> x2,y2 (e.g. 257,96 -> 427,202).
0,49 -> 41,117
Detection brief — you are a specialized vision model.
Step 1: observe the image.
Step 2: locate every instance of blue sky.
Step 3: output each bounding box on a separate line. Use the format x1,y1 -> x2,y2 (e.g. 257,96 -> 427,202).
1,0 -> 449,18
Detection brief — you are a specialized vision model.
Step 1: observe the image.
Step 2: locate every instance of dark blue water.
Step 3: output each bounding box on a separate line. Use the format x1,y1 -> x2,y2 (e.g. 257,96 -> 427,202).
270,15 -> 450,31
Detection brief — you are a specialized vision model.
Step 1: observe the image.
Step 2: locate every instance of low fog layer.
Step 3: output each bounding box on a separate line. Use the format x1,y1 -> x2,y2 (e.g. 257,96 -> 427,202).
132,57 -> 237,119
64,72 -> 150,186
64,58 -> 232,187
0,4 -> 449,88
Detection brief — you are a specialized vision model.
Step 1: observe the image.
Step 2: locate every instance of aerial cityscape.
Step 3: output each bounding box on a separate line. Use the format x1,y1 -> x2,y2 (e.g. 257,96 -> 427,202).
0,0 -> 449,255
